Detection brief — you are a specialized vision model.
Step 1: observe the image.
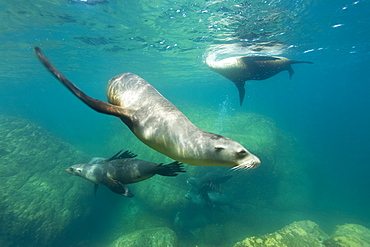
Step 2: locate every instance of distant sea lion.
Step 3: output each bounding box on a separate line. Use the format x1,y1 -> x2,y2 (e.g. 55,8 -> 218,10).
187,173 -> 232,193
186,173 -> 232,205
206,55 -> 313,105
187,173 -> 232,203
185,190 -> 238,211
34,47 -> 260,170
66,150 -> 185,197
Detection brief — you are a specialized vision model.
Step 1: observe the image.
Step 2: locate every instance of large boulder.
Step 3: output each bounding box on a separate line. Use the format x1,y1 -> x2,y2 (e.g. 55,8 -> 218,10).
0,115 -> 92,246
108,227 -> 178,247
323,223 -> 370,247
233,220 -> 329,247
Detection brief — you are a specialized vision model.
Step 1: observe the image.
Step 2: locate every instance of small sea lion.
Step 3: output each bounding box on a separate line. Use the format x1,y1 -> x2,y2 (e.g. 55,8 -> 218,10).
206,55 -> 313,105
34,47 -> 260,170
66,149 -> 185,197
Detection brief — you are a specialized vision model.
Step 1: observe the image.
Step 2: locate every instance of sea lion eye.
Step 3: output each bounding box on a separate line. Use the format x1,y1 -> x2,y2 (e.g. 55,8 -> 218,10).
237,150 -> 247,156
75,168 -> 82,173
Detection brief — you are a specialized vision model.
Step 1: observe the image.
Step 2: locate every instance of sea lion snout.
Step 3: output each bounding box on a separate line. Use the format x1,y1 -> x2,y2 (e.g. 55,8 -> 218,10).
65,166 -> 83,175
65,167 -> 74,174
234,154 -> 260,170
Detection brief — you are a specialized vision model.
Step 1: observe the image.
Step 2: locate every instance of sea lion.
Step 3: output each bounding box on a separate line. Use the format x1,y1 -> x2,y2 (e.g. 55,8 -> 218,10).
206,55 -> 313,105
66,149 -> 185,197
34,47 -> 260,170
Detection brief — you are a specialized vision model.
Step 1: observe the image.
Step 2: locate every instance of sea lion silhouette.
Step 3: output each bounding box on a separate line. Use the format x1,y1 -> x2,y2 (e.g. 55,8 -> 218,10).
187,173 -> 232,204
185,190 -> 239,211
206,55 -> 313,105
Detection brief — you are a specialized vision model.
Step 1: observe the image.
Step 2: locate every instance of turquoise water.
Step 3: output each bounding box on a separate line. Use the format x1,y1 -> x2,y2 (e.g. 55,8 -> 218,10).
1,0 -> 370,246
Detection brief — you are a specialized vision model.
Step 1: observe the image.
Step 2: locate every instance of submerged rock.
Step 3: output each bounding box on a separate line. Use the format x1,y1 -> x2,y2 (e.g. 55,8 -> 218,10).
133,177 -> 188,213
0,115 -> 92,246
233,220 -> 370,247
323,223 -> 370,247
108,227 -> 178,247
233,220 -> 329,247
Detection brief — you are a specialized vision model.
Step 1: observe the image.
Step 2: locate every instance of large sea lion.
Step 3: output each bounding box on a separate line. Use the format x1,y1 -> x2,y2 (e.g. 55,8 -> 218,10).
206,55 -> 313,105
66,149 -> 185,197
34,47 -> 260,170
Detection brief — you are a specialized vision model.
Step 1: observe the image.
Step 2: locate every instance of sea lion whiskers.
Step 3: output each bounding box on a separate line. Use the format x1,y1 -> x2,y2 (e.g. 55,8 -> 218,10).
230,159 -> 259,171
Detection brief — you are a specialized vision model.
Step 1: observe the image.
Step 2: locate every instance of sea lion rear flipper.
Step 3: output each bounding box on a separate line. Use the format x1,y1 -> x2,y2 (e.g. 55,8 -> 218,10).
198,187 -> 215,203
156,161 -> 186,176
34,47 -> 131,121
234,81 -> 246,106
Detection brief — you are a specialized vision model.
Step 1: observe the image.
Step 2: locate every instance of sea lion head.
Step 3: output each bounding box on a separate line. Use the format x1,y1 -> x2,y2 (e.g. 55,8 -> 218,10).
210,135 -> 261,170
65,163 -> 103,184
65,164 -> 84,176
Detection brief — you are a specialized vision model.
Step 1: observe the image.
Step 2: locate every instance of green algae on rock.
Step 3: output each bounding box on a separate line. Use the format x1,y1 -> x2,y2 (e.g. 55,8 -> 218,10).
0,115 -> 92,246
233,220 -> 329,247
323,223 -> 370,247
108,227 -> 178,247
133,176 -> 188,214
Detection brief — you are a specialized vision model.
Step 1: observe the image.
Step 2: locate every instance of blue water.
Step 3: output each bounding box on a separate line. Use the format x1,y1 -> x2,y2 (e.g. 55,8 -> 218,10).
1,0 -> 370,246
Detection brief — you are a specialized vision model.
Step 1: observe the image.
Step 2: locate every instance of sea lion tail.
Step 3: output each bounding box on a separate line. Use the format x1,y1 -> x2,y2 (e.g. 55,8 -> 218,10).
156,161 -> 186,176
34,47 -> 127,118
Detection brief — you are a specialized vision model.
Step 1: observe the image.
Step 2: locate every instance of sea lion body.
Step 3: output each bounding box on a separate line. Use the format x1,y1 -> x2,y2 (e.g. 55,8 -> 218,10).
185,190 -> 238,211
35,47 -> 260,170
66,150 -> 185,197
206,55 -> 313,105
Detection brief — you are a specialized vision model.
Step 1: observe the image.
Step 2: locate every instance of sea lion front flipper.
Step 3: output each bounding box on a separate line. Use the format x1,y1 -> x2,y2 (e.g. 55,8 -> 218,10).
34,47 -> 132,122
106,177 -> 133,197
288,66 -> 294,79
94,184 -> 99,196
109,184 -> 133,197
234,81 -> 246,106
